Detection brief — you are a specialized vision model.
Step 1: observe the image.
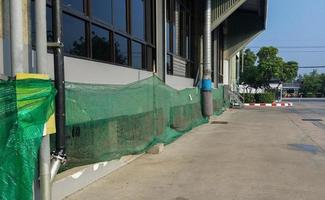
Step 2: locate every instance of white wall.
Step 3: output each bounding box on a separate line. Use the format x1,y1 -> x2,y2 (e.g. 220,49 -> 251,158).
34,52 -> 153,85
166,75 -> 194,90
223,59 -> 229,85
31,51 -> 195,90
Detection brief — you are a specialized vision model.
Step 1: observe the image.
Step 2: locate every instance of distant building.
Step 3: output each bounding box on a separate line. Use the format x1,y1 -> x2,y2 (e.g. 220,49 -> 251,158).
283,82 -> 301,97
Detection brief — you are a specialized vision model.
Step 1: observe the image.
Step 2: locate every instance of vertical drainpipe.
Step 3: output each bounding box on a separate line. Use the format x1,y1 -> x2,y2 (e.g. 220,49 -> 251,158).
36,0 -> 52,199
10,0 -> 24,75
202,0 -> 213,117
50,0 -> 67,182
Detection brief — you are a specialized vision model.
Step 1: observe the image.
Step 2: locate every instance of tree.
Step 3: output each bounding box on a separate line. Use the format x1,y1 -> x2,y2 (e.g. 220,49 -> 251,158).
256,46 -> 284,88
240,49 -> 262,91
281,61 -> 299,83
300,70 -> 325,97
240,46 -> 299,92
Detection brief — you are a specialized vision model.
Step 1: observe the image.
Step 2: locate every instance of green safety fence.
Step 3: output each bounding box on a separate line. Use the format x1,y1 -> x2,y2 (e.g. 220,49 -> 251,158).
59,75 -> 212,169
0,79 -> 55,200
0,75 -> 226,199
212,85 -> 226,115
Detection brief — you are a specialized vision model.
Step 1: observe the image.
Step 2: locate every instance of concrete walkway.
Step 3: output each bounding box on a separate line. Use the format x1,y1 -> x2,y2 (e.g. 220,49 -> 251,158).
67,104 -> 325,200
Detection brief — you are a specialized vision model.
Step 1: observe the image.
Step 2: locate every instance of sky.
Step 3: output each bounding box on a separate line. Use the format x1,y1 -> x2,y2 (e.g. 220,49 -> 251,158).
248,0 -> 325,75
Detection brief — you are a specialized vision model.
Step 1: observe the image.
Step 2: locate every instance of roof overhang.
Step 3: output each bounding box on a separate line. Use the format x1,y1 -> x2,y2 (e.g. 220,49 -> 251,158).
223,0 -> 268,59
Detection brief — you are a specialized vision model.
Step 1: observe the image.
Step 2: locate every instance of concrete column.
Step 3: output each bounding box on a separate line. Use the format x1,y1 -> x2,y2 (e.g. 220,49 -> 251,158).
10,0 -> 24,75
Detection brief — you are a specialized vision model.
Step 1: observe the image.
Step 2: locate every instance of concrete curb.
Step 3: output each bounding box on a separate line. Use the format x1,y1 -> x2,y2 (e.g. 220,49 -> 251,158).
244,102 -> 293,107
52,154 -> 144,200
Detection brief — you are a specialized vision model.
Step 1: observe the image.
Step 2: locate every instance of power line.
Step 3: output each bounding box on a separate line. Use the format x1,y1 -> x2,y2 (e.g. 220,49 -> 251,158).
299,66 -> 325,69
248,46 -> 325,49
280,50 -> 325,53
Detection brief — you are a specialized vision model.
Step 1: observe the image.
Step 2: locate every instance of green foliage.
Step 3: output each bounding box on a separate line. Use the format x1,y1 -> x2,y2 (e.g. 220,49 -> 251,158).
299,70 -> 325,97
241,47 -> 299,90
255,92 -> 276,103
257,47 -> 284,88
240,49 -> 263,89
282,61 -> 299,83
241,92 -> 275,103
242,93 -> 255,103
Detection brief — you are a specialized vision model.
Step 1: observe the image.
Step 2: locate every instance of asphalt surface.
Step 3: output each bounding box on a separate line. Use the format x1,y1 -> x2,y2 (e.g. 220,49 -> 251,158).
67,102 -> 325,200
286,101 -> 325,131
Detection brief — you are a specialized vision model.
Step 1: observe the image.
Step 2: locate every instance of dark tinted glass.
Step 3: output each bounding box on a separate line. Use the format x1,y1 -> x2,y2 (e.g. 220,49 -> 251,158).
31,0 -> 35,45
113,0 -> 127,31
63,14 -> 87,57
167,55 -> 173,75
63,0 -> 84,12
114,34 -> 128,65
131,41 -> 143,69
31,2 -> 53,45
91,0 -> 112,24
92,25 -> 110,61
131,0 -> 145,40
46,6 -> 53,42
146,46 -> 154,71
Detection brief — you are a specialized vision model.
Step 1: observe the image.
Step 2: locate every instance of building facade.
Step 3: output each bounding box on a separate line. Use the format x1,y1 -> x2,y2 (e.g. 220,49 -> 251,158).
0,0 -> 267,90
0,1 -> 268,199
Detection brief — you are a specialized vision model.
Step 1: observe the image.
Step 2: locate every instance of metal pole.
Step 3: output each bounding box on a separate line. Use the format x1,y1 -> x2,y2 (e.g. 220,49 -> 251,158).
202,0 -> 213,117
39,136 -> 51,199
10,0 -> 24,75
52,0 -> 66,154
50,0 -> 66,180
36,0 -> 51,199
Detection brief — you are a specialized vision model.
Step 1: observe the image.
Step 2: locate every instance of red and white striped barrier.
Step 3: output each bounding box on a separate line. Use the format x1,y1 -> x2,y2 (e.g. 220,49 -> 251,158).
244,102 -> 293,107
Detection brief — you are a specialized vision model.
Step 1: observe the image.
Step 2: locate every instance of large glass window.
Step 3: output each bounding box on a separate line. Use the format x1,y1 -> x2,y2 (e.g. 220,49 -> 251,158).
31,0 -> 155,72
91,0 -> 112,24
63,14 -> 87,57
131,41 -> 143,69
146,46 -> 154,71
46,6 -> 53,42
92,25 -> 111,61
213,26 -> 224,84
114,34 -> 128,65
131,0 -> 145,40
166,0 -> 192,77
113,0 -> 127,32
63,0 -> 84,12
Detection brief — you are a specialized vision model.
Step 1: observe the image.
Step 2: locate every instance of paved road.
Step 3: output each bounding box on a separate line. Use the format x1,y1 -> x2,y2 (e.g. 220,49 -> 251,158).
67,102 -> 325,200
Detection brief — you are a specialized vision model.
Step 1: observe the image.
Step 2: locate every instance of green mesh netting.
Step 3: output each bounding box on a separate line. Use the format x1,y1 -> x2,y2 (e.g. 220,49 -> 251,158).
60,75 -> 213,169
212,85 -> 226,115
0,75 -> 226,200
0,79 -> 55,200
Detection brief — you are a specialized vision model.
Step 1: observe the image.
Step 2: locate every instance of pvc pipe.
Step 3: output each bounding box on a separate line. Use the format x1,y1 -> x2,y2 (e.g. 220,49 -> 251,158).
10,0 -> 24,75
35,0 -> 51,199
39,136 -> 51,200
50,158 -> 62,183
36,0 -> 48,74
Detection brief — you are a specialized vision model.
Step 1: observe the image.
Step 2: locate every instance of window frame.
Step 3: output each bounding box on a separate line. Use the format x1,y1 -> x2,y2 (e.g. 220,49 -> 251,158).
36,0 -> 156,71
166,0 -> 193,78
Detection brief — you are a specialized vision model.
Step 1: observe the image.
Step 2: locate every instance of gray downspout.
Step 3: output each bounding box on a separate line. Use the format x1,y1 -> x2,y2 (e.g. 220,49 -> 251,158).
10,0 -> 24,75
50,0 -> 67,182
201,0 -> 213,117
36,0 -> 51,199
